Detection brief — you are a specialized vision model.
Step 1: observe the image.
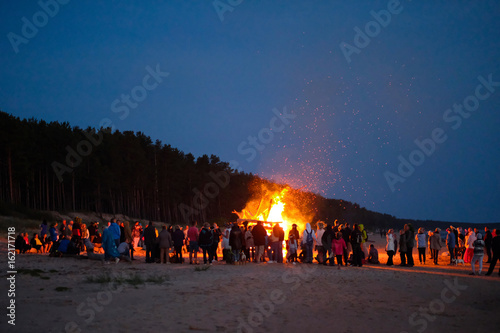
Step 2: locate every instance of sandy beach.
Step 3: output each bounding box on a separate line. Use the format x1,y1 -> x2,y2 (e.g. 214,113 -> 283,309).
1,235 -> 499,333
2,1 -> 500,332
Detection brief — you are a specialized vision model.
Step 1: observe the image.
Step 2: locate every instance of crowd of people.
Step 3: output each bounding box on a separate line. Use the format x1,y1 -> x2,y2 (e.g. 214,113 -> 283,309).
383,224 -> 500,276
13,217 -> 500,277
14,218 -> 372,268
14,217 -> 135,264
182,220 -> 372,268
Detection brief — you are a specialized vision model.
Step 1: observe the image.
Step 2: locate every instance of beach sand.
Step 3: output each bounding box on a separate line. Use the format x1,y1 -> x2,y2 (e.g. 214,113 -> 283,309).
1,236 -> 499,333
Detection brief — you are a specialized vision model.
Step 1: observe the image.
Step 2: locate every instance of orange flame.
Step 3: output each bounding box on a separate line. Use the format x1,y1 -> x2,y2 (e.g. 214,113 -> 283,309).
234,186 -> 311,239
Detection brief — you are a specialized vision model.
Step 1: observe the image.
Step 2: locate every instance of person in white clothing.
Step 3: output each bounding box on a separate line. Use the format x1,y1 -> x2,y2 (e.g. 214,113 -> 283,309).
315,222 -> 325,264
386,229 -> 396,266
415,227 -> 427,265
221,224 -> 232,263
302,223 -> 316,263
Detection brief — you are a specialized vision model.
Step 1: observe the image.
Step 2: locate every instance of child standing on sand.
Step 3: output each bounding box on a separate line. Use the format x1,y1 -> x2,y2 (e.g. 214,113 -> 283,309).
287,224 -> 300,264
332,232 -> 347,267
367,244 -> 379,264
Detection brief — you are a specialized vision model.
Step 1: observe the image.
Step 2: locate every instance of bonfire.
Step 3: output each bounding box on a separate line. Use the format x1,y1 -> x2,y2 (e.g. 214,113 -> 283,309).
232,186 -> 312,239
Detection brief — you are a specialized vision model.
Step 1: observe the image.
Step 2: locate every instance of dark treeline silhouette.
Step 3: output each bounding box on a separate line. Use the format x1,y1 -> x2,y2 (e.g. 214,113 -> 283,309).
0,111 -> 253,223
0,111 -> 498,230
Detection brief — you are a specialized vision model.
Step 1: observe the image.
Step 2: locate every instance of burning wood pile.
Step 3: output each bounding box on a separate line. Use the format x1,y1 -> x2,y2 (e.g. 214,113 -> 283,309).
232,187 -> 312,238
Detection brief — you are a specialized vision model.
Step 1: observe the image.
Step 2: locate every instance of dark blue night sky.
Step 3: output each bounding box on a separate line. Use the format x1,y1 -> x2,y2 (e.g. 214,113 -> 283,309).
1,0 -> 499,223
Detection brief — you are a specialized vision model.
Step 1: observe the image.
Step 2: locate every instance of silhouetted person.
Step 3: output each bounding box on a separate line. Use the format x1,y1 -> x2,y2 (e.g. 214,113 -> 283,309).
144,221 -> 157,263
252,221 -> 267,263
341,223 -> 352,265
40,220 -> 48,238
321,224 -> 334,265
367,244 -> 379,264
199,222 -> 214,264
15,233 -> 29,253
404,224 -> 415,267
484,227 -> 493,263
350,224 -> 363,267
485,229 -> 500,276
446,228 -> 456,264
399,229 -> 407,266
172,225 -> 185,263
211,223 -> 222,261
229,223 -> 244,262
187,221 -> 199,265
429,228 -> 442,265
158,225 -> 173,264
59,220 -> 67,241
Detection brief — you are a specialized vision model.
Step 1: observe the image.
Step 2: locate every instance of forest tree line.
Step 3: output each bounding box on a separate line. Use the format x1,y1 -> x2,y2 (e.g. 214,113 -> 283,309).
0,110 -> 254,223
2,110 -> 486,230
